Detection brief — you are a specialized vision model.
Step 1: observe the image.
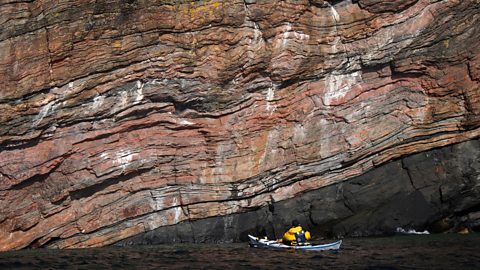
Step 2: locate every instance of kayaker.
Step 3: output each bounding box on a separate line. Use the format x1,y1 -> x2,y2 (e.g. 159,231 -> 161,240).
282,219 -> 311,246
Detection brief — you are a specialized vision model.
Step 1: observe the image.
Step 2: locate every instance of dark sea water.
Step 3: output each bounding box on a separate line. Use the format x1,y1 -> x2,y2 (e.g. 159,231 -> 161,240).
0,233 -> 479,270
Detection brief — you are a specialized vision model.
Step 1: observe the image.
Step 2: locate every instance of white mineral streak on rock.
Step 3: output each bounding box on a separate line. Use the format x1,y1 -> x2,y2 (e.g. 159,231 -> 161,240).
32,99 -> 56,127
179,119 -> 194,125
151,189 -> 165,211
275,22 -> 310,49
244,7 -> 263,46
92,95 -> 104,110
171,196 -> 183,224
173,206 -> 182,224
135,80 -> 144,103
120,91 -> 129,108
329,4 -> 340,55
328,4 -> 349,64
266,86 -> 276,113
323,71 -> 362,106
330,5 -> 340,22
100,152 -> 109,160
243,1 -> 264,71
114,149 -> 136,170
252,22 -> 263,45
281,23 -> 292,48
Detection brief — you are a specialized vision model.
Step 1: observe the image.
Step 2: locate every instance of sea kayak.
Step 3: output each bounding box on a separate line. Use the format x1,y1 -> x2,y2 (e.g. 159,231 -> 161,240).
248,235 -> 342,251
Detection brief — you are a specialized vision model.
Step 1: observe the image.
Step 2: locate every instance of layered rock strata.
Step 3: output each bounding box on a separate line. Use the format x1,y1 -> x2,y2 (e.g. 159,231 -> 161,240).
0,0 -> 479,250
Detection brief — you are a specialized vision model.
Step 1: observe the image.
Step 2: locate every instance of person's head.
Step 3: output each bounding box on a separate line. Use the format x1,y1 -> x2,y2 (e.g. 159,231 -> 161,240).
291,219 -> 300,227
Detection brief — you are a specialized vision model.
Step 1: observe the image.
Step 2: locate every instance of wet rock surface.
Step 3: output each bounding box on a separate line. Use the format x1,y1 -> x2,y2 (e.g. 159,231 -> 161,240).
0,0 -> 479,250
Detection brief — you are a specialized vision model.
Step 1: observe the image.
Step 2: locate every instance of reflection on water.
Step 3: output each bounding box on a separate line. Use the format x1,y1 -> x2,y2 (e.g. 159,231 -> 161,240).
0,233 -> 479,269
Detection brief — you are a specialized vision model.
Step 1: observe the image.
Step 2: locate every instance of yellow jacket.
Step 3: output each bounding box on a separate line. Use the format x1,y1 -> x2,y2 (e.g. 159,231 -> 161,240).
282,226 -> 311,244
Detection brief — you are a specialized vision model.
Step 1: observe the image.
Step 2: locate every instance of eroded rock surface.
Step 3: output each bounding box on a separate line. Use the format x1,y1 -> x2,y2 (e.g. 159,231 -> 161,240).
0,0 -> 479,250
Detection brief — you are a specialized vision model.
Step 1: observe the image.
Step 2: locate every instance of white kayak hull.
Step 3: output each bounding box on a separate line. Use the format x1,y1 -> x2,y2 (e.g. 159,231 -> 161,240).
248,235 -> 342,251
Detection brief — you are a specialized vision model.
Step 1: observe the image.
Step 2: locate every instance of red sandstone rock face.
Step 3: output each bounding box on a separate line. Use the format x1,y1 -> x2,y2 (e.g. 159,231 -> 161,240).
0,0 -> 479,250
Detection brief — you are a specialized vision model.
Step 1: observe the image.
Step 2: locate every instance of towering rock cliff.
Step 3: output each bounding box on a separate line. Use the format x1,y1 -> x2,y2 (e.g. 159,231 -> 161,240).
0,0 -> 479,250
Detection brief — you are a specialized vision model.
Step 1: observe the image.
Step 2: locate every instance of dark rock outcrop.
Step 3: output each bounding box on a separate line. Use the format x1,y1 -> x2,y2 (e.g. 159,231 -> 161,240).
0,0 -> 479,250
